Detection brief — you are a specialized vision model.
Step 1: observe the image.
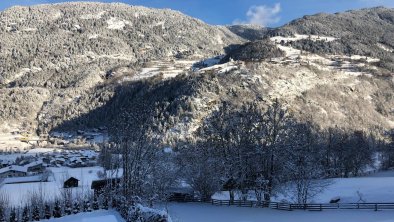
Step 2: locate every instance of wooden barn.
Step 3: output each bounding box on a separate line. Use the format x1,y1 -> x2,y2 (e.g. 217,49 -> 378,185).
91,178 -> 121,196
167,187 -> 194,202
64,177 -> 79,188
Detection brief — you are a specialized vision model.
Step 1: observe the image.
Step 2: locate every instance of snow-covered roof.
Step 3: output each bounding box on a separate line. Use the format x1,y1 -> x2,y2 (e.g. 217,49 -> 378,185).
65,177 -> 79,181
163,147 -> 173,153
0,165 -> 28,174
0,160 -> 12,164
67,154 -> 80,158
2,175 -> 43,184
69,157 -> 83,163
81,150 -> 97,158
51,132 -> 72,138
25,160 -> 43,168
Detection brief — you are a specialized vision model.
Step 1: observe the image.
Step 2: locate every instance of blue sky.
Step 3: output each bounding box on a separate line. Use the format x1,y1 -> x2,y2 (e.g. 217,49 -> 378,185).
1,0 -> 394,27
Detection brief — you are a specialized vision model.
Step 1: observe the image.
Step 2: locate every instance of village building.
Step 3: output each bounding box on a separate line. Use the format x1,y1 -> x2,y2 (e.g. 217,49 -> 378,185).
42,157 -> 51,164
0,165 -> 28,178
64,177 -> 79,188
51,157 -> 65,166
2,175 -> 46,185
0,160 -> 13,168
167,187 -> 194,202
91,178 -> 122,196
24,160 -> 44,173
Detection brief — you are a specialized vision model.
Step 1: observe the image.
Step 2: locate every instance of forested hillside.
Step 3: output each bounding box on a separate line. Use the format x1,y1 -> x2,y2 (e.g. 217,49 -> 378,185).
0,3 -> 392,147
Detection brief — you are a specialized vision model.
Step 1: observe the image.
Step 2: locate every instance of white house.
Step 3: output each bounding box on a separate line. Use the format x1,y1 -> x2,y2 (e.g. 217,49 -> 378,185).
0,165 -> 28,178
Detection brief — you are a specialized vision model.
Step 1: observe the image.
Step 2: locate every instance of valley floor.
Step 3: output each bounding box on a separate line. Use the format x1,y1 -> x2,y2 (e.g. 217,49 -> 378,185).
166,202 -> 394,222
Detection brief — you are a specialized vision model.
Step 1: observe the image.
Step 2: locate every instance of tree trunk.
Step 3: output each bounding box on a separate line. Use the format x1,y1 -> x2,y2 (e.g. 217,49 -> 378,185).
229,190 -> 235,204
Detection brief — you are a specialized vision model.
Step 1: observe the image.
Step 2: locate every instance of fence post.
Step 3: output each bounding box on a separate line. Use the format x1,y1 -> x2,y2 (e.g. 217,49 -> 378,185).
211,199 -> 213,205
320,204 -> 322,211
375,204 -> 378,211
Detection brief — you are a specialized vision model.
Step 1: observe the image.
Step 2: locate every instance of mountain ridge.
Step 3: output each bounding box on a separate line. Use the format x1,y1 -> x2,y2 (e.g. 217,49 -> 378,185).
0,3 -> 392,147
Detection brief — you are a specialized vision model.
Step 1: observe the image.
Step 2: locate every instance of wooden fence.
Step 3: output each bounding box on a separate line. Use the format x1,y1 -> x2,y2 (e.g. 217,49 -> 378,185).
210,199 -> 394,211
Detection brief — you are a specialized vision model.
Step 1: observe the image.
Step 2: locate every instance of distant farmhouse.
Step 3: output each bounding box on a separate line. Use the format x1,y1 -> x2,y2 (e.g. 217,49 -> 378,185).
64,177 -> 79,188
0,165 -> 28,178
24,160 -> 44,173
0,160 -> 44,178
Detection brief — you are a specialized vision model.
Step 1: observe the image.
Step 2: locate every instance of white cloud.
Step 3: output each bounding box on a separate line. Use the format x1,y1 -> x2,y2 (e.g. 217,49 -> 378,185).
234,3 -> 281,27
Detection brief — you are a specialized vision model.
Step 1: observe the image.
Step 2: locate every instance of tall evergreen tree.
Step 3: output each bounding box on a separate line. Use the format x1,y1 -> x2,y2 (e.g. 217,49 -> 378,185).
21,207 -> 29,222
53,201 -> 62,218
0,207 -> 6,222
10,207 -> 18,222
44,204 -> 51,219
32,205 -> 40,221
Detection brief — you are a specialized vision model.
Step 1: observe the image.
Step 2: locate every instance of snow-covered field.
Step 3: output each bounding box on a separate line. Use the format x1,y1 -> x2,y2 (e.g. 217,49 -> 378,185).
167,203 -> 394,222
199,61 -> 239,74
106,17 -> 131,30
2,181 -> 63,206
214,171 -> 394,203
0,132 -> 31,150
1,166 -> 103,206
41,210 -> 124,222
310,177 -> 394,203
167,170 -> 394,222
269,33 -> 379,78
2,160 -> 393,207
130,60 -> 196,81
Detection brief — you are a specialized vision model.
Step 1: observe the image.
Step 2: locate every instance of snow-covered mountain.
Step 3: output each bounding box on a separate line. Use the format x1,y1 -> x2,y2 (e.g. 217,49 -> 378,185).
0,3 -> 393,144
